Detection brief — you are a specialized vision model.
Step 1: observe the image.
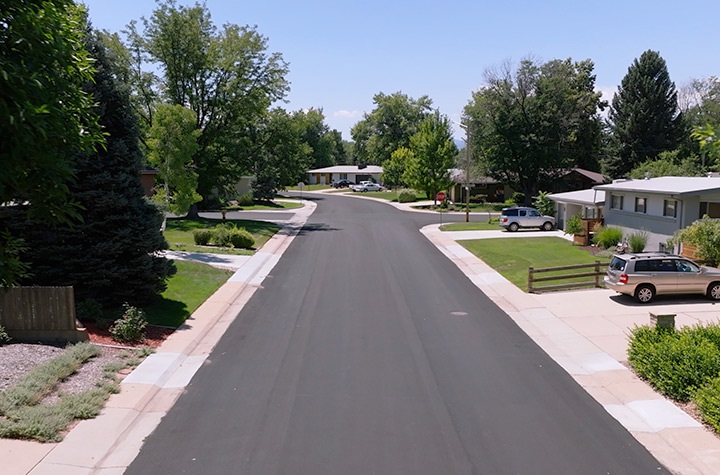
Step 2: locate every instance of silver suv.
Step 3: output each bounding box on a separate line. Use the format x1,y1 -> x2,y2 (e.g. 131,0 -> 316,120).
604,252 -> 720,303
499,207 -> 555,232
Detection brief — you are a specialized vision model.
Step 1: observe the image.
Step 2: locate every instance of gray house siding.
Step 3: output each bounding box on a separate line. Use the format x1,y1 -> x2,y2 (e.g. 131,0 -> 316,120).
603,190 -> 720,251
604,191 -> 682,251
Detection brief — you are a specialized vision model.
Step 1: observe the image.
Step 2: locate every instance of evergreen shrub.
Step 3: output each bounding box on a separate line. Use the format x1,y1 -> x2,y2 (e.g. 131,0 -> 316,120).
75,299 -> 103,322
192,229 -> 213,246
229,228 -> 255,249
211,223 -> 234,247
397,189 -> 416,203
236,193 -> 254,206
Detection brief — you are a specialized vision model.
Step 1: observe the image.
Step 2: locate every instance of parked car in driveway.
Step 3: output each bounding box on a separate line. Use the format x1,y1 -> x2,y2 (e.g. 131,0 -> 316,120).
499,207 -> 555,232
332,179 -> 354,188
604,252 -> 720,303
352,182 -> 384,192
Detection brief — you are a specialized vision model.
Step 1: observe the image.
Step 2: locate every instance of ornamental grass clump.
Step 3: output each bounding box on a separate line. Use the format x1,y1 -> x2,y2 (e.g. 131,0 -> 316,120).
628,230 -> 649,252
592,226 -> 623,249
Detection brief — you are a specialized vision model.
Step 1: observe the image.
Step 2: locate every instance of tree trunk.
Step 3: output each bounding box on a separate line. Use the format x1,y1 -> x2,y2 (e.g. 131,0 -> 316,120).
187,203 -> 200,220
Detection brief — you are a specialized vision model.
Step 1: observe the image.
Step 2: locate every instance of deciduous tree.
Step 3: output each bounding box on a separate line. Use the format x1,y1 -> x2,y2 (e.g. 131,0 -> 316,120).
127,0 -> 289,208
404,112 -> 457,203
252,109 -> 313,201
351,92 -> 433,165
1,0 -> 104,286
465,58 -> 604,204
147,104 -> 202,215
382,147 -> 414,189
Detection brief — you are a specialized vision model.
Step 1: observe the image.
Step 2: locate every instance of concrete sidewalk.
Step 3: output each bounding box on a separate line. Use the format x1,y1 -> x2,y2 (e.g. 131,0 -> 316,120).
421,223 -> 720,475
1,200 -> 316,475
5,193 -> 720,474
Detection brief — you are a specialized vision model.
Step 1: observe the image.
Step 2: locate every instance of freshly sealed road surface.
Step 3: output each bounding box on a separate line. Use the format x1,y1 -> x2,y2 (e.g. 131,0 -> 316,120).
127,194 -> 668,474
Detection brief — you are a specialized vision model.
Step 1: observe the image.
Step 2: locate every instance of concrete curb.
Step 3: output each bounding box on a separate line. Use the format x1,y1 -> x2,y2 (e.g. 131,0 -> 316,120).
420,224 -> 720,475
9,200 -> 317,475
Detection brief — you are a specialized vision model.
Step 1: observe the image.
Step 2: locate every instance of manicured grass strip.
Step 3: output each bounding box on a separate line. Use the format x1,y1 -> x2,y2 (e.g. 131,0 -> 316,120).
226,201 -> 302,211
143,260 -> 233,327
0,343 -> 145,442
288,184 -> 330,191
164,218 -> 280,255
458,237 -> 607,290
439,221 -> 499,231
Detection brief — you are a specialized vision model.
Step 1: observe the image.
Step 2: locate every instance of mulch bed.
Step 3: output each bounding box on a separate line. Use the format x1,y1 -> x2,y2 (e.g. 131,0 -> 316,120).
80,321 -> 175,349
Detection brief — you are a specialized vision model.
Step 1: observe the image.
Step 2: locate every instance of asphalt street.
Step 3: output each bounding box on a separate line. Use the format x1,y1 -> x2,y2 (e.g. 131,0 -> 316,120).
126,194 -> 668,474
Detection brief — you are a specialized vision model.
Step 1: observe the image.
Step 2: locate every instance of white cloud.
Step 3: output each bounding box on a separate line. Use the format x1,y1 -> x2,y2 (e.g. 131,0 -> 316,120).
596,86 -> 617,117
333,110 -> 362,119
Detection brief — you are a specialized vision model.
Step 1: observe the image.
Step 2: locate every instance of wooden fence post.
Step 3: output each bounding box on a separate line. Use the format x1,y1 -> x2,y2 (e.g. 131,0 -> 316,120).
528,267 -> 535,293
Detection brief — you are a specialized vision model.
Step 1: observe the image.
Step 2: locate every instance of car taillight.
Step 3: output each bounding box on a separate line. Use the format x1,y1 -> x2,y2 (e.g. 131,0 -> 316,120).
619,273 -> 628,284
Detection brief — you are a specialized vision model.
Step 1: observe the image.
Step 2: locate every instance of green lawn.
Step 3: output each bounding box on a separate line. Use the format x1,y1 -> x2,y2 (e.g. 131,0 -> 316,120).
227,200 -> 302,211
164,217 -> 280,255
458,237 -> 609,290
143,260 -> 233,327
439,221 -> 499,231
287,184 -> 330,191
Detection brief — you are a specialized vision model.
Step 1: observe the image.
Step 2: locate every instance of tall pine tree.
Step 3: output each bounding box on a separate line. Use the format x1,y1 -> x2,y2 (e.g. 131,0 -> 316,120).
604,50 -> 685,177
11,25 -> 175,308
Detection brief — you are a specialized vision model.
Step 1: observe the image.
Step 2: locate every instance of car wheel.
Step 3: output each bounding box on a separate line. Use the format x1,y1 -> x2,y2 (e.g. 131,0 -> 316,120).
508,222 -> 519,232
361,189 -> 367,192
635,284 -> 655,303
542,221 -> 553,231
707,282 -> 720,300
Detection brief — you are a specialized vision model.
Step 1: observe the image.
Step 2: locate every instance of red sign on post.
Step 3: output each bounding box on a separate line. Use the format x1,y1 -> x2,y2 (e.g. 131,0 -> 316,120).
436,191 -> 446,202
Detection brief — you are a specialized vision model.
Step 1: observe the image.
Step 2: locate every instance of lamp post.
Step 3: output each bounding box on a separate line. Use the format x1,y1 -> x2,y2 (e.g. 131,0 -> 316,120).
456,122 -> 471,222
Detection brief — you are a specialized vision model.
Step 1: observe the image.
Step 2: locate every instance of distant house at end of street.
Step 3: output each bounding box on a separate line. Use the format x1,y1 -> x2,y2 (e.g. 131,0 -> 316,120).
306,165 -> 383,185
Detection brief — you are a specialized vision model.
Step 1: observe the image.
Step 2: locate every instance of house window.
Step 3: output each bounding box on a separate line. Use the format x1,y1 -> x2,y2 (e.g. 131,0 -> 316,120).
663,199 -> 676,217
340,173 -> 348,180
635,197 -> 646,213
611,195 -> 623,210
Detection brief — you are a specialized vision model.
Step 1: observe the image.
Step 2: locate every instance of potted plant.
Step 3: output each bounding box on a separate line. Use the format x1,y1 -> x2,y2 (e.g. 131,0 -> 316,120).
564,213 -> 586,245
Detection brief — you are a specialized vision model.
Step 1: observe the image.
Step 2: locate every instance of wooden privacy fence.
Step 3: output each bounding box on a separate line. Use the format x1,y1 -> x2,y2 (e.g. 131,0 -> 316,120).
0,286 -> 87,343
528,261 -> 609,294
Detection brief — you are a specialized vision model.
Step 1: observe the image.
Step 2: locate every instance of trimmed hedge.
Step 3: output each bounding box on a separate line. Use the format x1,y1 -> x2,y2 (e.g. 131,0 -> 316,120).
191,225 -> 255,250
192,229 -> 213,246
628,321 -> 720,430
229,228 -> 255,249
628,324 -> 720,401
397,189 -> 416,203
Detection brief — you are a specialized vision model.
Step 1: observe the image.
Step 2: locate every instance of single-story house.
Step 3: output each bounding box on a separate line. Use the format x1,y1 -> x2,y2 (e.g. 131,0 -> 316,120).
306,165 -> 383,185
549,168 -> 609,193
594,175 -> 720,251
448,169 -> 510,203
548,188 -> 605,230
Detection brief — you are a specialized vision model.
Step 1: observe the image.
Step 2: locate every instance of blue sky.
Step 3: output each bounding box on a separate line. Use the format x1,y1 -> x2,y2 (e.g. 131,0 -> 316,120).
81,0 -> 719,140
